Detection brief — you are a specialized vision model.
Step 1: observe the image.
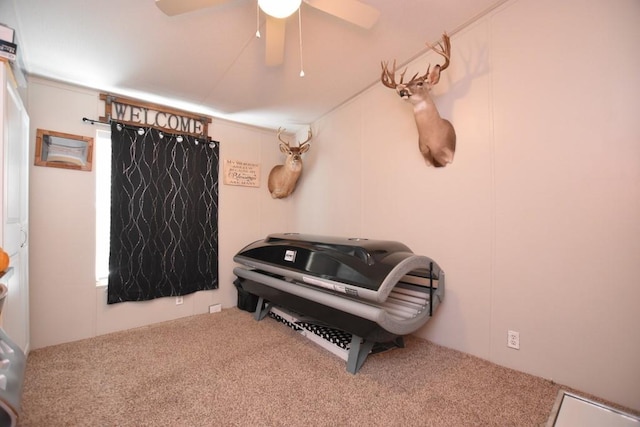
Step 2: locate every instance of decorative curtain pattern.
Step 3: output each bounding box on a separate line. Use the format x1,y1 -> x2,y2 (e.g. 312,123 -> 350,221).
107,122 -> 219,304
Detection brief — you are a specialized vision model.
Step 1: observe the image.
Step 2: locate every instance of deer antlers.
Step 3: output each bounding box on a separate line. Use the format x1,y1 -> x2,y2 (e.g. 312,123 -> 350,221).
381,32 -> 451,89
426,32 -> 451,72
380,59 -> 405,89
277,127 -> 312,147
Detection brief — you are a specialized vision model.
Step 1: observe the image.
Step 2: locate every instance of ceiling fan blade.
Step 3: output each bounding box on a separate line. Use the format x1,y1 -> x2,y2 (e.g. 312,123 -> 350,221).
304,0 -> 380,29
155,0 -> 232,16
265,15 -> 286,66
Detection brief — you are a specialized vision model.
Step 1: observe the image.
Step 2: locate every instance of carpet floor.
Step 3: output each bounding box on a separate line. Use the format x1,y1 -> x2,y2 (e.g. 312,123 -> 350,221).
17,308 -> 631,426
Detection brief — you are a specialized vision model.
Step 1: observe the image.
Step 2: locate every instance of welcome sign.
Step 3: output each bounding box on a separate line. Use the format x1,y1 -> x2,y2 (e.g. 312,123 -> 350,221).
100,93 -> 211,137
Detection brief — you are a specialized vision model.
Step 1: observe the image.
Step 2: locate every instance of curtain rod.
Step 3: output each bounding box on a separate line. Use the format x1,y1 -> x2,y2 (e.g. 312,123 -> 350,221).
82,117 -> 110,126
82,117 -> 219,147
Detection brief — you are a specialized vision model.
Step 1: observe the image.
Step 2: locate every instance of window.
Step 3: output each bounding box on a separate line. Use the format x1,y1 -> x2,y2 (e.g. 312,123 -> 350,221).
95,129 -> 111,284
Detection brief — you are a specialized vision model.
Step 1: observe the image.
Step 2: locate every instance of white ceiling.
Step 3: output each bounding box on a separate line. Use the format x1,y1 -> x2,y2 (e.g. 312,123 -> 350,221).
3,0 -> 506,131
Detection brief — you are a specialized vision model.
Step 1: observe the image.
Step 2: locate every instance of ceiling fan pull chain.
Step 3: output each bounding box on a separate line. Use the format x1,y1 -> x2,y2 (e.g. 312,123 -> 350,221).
255,1 -> 261,38
298,7 -> 305,77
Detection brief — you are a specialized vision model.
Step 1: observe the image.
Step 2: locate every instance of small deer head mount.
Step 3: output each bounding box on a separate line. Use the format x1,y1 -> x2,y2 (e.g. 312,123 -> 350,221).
268,127 -> 312,199
381,32 -> 456,167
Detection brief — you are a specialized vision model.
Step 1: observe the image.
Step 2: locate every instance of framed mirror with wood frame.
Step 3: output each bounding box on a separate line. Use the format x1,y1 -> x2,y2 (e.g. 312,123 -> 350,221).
35,129 -> 94,172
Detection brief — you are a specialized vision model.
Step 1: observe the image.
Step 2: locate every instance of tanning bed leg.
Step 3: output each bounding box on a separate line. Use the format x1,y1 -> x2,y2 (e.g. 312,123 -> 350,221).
346,335 -> 375,374
253,297 -> 273,321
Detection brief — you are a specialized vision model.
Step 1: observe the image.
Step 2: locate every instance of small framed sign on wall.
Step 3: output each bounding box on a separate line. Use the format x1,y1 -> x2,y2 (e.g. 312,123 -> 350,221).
35,129 -> 94,172
223,159 -> 260,187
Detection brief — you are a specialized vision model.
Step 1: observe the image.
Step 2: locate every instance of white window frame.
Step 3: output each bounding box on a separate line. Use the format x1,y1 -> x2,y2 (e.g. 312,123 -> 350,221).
95,129 -> 111,286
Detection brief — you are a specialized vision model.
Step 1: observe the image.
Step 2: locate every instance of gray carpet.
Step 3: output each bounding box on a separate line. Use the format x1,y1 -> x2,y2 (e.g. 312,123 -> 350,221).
15,308 -> 609,426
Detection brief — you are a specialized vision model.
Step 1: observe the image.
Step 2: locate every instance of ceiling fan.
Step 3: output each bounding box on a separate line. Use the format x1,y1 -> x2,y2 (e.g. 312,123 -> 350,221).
155,0 -> 380,66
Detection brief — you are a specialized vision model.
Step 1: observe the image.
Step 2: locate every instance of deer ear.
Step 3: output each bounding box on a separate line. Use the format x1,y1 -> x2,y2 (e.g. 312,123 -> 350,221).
428,64 -> 442,86
299,143 -> 311,154
279,143 -> 289,153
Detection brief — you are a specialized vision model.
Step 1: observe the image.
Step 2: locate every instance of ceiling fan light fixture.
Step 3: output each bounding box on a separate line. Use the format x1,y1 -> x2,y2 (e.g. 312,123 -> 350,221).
258,0 -> 301,19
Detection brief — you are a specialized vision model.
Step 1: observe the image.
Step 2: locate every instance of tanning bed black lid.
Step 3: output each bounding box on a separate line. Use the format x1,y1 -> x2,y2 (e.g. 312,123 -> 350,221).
233,233 -> 424,292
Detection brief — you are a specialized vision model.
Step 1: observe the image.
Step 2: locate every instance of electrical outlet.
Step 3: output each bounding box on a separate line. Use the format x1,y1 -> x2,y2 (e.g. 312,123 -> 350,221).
507,330 -> 520,349
176,296 -> 183,305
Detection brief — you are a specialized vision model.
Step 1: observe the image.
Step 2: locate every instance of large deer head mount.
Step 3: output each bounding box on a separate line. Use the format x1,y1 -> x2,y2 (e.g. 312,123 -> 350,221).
268,127 -> 312,199
381,32 -> 456,167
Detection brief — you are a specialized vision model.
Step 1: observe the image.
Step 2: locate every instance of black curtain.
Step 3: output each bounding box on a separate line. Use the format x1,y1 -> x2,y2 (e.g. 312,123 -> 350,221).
107,122 -> 219,304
